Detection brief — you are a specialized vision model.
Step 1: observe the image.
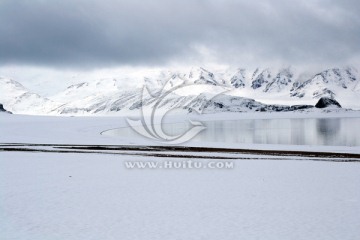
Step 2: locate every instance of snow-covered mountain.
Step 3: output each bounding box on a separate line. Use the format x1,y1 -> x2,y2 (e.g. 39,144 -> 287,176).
290,67 -> 358,98
0,78 -> 61,115
187,67 -> 221,86
264,68 -> 294,93
229,69 -> 246,88
251,68 -> 273,90
51,78 -> 126,103
1,67 -> 359,115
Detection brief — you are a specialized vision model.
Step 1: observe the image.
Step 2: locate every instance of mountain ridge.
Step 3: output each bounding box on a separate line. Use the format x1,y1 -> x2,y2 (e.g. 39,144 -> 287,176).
1,67 -> 359,115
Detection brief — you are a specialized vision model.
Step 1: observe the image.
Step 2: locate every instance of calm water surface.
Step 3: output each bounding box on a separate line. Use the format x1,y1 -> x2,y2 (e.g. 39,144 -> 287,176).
103,118 -> 360,146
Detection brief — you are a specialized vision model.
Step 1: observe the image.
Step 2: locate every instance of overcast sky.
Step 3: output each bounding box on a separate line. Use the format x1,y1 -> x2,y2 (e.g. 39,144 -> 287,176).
1,0 -> 359,68
0,0 -> 359,92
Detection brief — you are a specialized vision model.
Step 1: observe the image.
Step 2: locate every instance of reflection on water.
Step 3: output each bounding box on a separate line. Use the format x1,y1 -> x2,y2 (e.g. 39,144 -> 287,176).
316,118 -> 340,145
103,118 -> 360,146
316,118 -> 340,136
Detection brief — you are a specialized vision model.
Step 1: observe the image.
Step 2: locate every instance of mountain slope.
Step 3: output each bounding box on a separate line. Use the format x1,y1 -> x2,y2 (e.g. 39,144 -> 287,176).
251,68 -> 273,90
264,68 -> 294,93
51,78 -> 126,103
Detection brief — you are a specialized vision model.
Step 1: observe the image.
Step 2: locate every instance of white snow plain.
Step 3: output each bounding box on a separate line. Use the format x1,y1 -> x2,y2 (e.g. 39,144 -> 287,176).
1,152 -> 359,240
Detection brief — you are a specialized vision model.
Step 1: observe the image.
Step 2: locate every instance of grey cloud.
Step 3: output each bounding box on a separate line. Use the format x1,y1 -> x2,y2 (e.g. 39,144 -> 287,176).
0,0 -> 359,69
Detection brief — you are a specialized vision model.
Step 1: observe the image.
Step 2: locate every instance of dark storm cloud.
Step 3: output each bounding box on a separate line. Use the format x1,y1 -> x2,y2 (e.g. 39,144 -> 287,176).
0,0 -> 359,68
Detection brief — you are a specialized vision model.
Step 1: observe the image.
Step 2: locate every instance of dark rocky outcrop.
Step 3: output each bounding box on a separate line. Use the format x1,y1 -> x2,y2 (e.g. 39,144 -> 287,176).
315,97 -> 342,108
0,104 -> 12,114
255,104 -> 314,112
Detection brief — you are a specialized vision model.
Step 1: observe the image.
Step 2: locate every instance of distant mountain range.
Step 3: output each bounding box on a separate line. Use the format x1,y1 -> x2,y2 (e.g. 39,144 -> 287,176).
0,67 -> 359,115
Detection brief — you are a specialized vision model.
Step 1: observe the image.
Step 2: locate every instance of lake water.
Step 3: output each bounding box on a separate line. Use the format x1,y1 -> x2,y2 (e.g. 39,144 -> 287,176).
102,118 -> 360,146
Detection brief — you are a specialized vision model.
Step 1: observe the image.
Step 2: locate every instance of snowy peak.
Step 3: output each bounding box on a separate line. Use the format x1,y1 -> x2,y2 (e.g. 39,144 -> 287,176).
290,67 -> 359,99
251,69 -> 273,90
0,78 -> 57,115
312,68 -> 356,88
143,71 -> 187,95
0,78 -> 33,105
52,78 -> 125,103
142,67 -> 223,92
264,68 -> 294,93
187,67 -> 219,85
229,68 -> 246,88
0,78 -> 29,95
